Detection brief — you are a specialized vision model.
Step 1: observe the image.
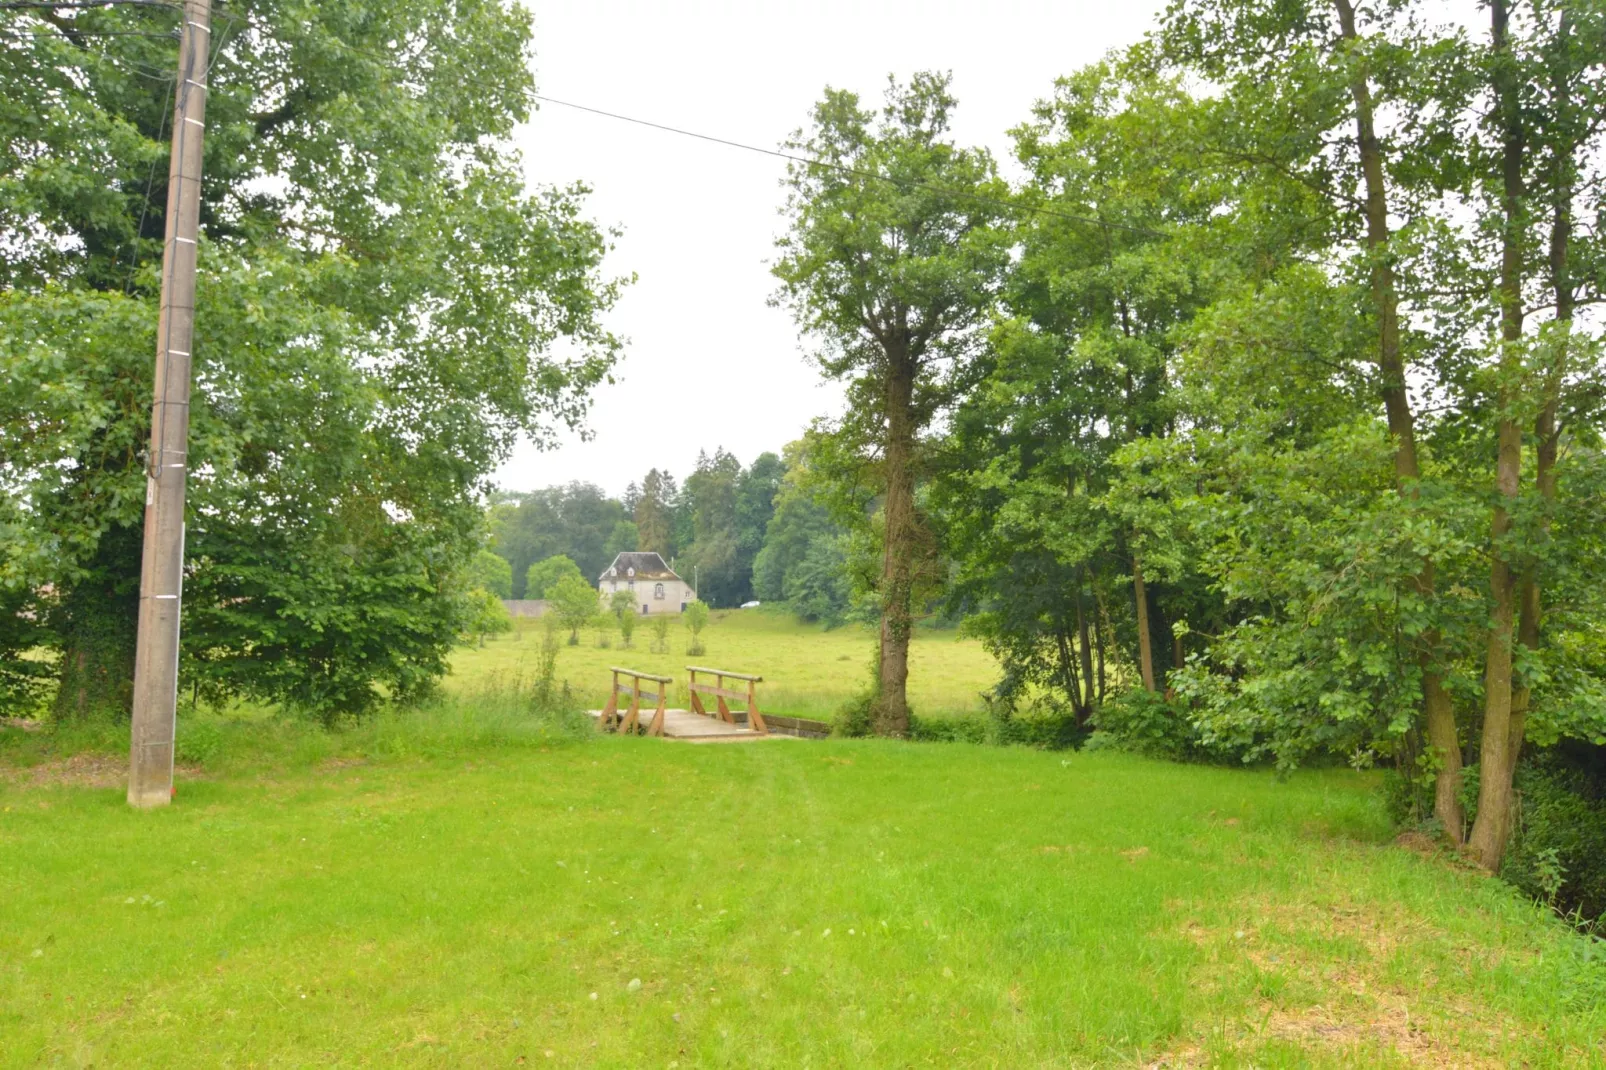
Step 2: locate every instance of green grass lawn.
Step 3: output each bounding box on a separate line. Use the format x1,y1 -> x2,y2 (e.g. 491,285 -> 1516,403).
451,607 -> 1003,720
3,722 -> 1603,1067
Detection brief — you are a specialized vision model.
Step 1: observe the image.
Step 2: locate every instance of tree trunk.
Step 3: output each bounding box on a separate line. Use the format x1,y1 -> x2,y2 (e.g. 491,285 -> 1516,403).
1132,550 -> 1156,693
1336,0 -> 1462,839
875,347 -> 918,736
1421,650 -> 1463,840
1169,631 -> 1185,701
1470,0 -> 1527,871
1055,625 -> 1082,717
52,527 -> 142,721
1511,7 -> 1577,775
1093,579 -> 1108,704
1075,573 -> 1095,717
1511,314 -> 1564,773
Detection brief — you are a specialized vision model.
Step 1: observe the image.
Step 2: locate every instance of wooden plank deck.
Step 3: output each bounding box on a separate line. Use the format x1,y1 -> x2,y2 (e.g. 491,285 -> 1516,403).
586,707 -> 786,742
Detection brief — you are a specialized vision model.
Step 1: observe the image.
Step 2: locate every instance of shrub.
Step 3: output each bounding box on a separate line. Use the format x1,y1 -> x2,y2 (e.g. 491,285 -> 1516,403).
533,617 -> 562,707
462,588 -> 513,647
684,600 -> 709,657
909,709 -> 1085,749
832,646 -> 881,737
1089,689 -> 1198,760
547,573 -> 598,645
1499,752 -> 1606,926
834,688 -> 876,737
610,590 -> 636,648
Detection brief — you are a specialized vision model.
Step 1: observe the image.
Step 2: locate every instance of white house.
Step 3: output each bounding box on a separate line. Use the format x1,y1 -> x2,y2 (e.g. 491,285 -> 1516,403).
597,552 -> 696,615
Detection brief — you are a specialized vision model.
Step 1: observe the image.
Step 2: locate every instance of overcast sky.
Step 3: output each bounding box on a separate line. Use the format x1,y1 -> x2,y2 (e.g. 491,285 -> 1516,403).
496,0 -> 1169,498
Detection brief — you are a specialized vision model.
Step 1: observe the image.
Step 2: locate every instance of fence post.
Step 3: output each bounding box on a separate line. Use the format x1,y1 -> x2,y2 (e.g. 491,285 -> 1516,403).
747,678 -> 768,734
648,680 -> 667,737
621,683 -> 642,734
601,668 -> 619,730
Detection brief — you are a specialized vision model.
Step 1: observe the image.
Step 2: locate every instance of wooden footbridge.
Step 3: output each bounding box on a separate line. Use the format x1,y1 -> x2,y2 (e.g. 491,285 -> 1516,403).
590,665 -> 829,742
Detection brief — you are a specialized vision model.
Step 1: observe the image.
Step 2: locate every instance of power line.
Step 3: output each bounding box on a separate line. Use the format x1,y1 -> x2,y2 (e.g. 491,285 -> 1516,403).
2,28 -> 177,35
0,1 -> 179,8
530,93 -> 1169,240
201,8 -> 1169,242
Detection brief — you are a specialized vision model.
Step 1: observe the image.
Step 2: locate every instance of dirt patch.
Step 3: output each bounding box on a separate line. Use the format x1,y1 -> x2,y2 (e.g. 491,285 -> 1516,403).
0,753 -> 203,790
1146,994 -> 1503,1069
1394,829 -> 1446,858
1163,896 -> 1524,1067
317,757 -> 369,772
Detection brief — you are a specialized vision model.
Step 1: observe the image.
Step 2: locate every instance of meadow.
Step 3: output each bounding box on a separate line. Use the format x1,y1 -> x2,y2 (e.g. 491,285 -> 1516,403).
2,618 -> 1605,1067
453,607 -> 1005,720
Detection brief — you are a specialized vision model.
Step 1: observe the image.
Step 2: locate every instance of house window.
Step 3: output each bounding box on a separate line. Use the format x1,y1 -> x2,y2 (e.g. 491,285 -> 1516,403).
654,583 -> 665,600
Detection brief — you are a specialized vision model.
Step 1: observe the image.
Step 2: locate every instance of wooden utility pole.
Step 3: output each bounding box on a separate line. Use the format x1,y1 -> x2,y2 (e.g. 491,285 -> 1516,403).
128,0 -> 210,809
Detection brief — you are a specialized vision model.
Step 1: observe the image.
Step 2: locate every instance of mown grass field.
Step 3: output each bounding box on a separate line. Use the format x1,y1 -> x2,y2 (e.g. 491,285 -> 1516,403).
451,607 -> 1003,721
3,706 -> 1605,1068
2,621 -> 1603,1067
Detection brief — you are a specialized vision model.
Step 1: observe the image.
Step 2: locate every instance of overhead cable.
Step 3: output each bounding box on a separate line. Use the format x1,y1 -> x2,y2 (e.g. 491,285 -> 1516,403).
532,93 -> 1168,240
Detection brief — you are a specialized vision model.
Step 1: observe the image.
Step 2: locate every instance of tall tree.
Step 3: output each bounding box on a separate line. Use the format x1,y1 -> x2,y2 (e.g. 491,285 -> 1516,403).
1160,0 -> 1469,837
489,483 -> 625,595
733,451 -> 786,600
937,59 -> 1222,720
1,0 -> 622,719
1465,0 -> 1606,869
773,72 -> 1009,735
680,448 -> 742,604
753,441 -> 858,626
633,468 -> 674,558
523,554 -> 584,600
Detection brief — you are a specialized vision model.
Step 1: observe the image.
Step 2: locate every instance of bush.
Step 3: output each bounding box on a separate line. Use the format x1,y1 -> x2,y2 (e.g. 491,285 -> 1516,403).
462,587 -> 513,647
684,600 -> 709,657
909,709 -> 1085,749
1499,752 -> 1606,926
834,687 -> 876,738
610,590 -> 636,648
1089,689 -> 1199,760
547,573 -> 598,645
1381,762 -> 1438,831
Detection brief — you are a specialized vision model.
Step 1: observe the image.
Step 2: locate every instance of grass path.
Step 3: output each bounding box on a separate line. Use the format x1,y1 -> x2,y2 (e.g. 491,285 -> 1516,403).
3,734 -> 1602,1067
450,608 -> 1004,720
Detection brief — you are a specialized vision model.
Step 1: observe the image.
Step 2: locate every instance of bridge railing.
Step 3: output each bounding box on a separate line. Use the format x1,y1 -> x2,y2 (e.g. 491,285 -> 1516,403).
686,666 -> 768,735
599,666 -> 674,737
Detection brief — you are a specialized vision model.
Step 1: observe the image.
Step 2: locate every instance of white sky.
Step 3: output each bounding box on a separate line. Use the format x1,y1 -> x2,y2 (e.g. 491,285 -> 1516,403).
496,0 -> 1169,498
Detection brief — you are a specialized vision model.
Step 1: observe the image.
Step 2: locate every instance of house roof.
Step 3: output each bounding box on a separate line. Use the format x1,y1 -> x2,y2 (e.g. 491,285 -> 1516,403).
599,551 -> 682,582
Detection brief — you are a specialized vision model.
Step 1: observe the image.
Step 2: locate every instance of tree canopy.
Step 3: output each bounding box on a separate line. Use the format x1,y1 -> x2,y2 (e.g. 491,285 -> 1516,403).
523,555 -> 585,601
1,0 -> 622,719
773,71 -> 1011,735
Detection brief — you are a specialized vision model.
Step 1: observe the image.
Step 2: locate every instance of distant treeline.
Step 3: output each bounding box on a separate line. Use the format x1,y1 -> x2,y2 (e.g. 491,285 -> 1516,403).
486,444 -> 858,622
